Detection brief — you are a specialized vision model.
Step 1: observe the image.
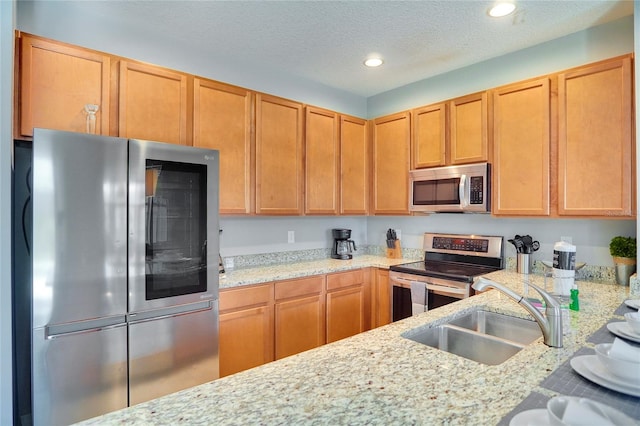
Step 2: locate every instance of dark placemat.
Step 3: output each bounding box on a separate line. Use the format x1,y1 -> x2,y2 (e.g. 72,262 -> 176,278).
614,300 -> 637,316
497,391 -> 550,426
587,319 -> 619,345
539,347 -> 640,419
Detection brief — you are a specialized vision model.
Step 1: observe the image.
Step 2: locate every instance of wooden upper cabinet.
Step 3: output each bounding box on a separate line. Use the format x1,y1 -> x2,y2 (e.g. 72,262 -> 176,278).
492,78 -> 551,216
340,115 -> 369,215
255,94 -> 304,215
193,79 -> 253,215
412,103 -> 447,168
371,112 -> 411,215
118,61 -> 188,145
558,56 -> 634,217
17,33 -> 110,138
449,92 -> 489,165
305,107 -> 339,215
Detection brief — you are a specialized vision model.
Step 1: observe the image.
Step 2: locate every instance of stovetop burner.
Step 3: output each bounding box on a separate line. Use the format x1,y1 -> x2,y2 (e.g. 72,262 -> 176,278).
390,260 -> 500,282
389,232 -> 504,282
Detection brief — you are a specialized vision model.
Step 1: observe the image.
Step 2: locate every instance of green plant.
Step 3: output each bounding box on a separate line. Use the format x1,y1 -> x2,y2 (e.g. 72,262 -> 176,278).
609,236 -> 637,258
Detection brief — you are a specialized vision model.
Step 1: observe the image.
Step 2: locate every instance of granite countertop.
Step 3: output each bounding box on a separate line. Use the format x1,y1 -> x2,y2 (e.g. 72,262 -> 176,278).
77,268 -> 634,425
219,254 -> 413,289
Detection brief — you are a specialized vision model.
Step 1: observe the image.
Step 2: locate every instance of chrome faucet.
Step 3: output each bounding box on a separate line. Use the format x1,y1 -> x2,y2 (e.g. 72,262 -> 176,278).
472,277 -> 563,348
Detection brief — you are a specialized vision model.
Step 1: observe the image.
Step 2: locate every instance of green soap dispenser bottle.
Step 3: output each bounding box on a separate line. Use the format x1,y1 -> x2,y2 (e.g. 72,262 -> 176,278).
569,285 -> 579,311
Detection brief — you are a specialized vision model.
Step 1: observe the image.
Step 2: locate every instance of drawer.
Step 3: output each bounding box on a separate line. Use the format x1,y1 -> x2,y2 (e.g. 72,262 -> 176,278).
326,269 -> 363,291
275,276 -> 324,300
220,283 -> 272,312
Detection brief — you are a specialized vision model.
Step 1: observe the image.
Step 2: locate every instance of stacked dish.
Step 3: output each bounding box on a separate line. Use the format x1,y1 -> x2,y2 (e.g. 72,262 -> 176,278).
607,300 -> 640,344
509,396 -> 634,425
571,337 -> 640,397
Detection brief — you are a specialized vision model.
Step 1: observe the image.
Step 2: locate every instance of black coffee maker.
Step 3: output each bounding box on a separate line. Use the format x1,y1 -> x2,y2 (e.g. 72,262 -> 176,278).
331,228 -> 357,260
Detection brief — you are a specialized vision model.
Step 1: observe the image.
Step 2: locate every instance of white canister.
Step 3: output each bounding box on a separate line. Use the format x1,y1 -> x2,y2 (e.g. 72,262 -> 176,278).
553,241 -> 576,296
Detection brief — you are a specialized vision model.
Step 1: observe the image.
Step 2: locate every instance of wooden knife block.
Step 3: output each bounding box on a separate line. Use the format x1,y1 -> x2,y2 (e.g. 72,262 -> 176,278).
386,240 -> 402,259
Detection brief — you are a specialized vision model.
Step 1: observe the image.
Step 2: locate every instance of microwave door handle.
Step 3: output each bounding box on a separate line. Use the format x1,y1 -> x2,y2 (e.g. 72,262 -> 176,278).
459,174 -> 469,208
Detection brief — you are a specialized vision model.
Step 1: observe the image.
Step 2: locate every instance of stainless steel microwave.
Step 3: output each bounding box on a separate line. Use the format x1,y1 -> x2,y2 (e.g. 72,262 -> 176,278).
409,162 -> 490,213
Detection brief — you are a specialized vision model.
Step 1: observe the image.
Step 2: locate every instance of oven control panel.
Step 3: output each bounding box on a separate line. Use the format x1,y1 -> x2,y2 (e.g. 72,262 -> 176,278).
432,236 -> 488,253
424,233 -> 503,259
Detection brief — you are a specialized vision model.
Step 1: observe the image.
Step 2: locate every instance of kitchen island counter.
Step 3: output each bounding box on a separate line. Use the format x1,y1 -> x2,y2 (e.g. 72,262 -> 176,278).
77,271 -> 635,425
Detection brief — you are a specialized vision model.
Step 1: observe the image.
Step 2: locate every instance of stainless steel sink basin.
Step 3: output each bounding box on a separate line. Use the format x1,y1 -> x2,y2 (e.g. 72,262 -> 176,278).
402,310 -> 542,365
448,310 -> 542,345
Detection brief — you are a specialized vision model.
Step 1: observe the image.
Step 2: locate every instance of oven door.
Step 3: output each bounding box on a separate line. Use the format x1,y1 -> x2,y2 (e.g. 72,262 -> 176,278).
389,272 -> 470,322
129,139 -> 219,312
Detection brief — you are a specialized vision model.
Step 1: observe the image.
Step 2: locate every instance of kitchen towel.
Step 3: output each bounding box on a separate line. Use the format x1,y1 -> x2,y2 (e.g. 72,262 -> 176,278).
410,281 -> 427,315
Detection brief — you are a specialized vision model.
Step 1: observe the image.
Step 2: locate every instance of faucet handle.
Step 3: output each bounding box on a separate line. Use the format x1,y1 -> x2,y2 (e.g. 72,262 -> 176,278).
526,281 -> 560,309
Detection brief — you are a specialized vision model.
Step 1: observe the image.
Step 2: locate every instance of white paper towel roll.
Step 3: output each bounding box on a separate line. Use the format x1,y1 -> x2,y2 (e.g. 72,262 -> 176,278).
553,241 -> 576,296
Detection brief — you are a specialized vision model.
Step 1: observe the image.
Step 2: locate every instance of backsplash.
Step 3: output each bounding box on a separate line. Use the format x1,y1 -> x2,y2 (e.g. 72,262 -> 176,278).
223,245 -> 423,270
505,257 -> 616,283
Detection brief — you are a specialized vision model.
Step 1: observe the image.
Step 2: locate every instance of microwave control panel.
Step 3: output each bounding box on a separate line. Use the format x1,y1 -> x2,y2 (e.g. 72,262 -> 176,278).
469,176 -> 484,204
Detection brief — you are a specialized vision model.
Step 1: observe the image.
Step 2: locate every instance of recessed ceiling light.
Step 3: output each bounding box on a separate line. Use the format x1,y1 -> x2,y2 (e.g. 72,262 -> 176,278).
364,57 -> 384,67
488,1 -> 516,17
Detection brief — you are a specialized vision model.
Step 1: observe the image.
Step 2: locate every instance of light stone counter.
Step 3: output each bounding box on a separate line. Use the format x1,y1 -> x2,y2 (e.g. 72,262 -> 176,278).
77,270 -> 634,425
219,255 -> 414,289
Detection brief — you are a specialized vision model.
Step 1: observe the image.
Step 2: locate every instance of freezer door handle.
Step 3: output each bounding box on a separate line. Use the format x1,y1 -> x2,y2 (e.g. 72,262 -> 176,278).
45,315 -> 127,339
127,300 -> 213,324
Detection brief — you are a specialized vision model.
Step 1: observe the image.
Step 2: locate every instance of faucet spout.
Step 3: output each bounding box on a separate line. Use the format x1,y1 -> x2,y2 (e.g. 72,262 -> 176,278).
472,277 -> 563,348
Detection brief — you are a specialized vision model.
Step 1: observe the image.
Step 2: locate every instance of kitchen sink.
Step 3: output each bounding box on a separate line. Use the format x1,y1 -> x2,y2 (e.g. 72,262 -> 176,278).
448,310 -> 542,345
402,310 -> 542,365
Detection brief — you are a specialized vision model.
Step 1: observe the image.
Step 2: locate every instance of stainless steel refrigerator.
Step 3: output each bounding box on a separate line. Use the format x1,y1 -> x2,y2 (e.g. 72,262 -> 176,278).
12,128 -> 220,425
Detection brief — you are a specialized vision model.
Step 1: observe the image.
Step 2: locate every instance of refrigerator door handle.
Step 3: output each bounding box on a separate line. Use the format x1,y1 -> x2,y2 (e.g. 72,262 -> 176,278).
127,300 -> 213,324
45,315 -> 127,340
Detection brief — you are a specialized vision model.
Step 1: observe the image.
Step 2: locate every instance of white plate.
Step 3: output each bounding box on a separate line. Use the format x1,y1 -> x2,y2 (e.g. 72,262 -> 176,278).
607,322 -> 640,343
571,355 -> 640,397
625,299 -> 640,310
509,409 -> 549,426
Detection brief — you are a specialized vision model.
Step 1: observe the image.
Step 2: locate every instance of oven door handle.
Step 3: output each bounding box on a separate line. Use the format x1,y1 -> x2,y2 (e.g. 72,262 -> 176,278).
425,282 -> 469,297
390,276 -> 416,287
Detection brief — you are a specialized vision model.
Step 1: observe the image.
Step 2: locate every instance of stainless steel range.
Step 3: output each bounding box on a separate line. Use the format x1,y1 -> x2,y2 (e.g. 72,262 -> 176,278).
389,233 -> 503,322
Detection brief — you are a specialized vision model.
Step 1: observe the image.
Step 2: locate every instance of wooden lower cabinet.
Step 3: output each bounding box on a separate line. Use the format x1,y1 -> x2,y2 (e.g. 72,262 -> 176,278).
373,269 -> 391,328
219,269 -> 376,376
326,269 -> 366,343
218,284 -> 274,377
274,276 -> 325,360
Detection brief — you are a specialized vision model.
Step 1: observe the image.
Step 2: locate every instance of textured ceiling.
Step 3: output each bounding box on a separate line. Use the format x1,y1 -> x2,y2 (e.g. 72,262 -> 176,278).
51,0 -> 633,97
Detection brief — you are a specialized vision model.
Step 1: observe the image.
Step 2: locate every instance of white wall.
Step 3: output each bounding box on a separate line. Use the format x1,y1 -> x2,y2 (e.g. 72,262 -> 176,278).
219,216 -> 367,257
368,16 -> 634,118
1,1 -> 15,422
15,1 -> 368,118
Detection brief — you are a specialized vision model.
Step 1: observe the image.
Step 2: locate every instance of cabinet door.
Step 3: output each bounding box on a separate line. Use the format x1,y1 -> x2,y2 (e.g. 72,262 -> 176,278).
340,115 -> 369,215
255,94 -> 304,215
326,270 -> 365,343
274,276 -> 325,359
412,103 -> 447,168
374,269 -> 391,328
492,78 -> 550,216
219,284 -> 273,377
305,107 -> 339,215
371,112 -> 411,215
18,34 -> 110,138
449,92 -> 489,165
119,61 -> 188,145
194,79 -> 253,214
558,56 -> 634,217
